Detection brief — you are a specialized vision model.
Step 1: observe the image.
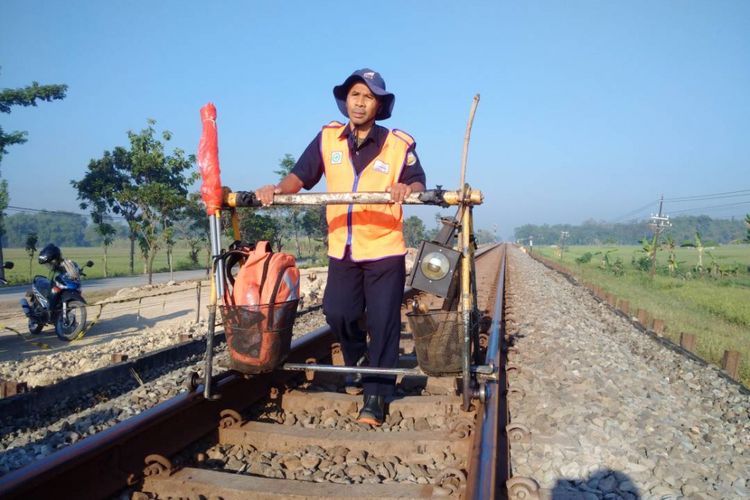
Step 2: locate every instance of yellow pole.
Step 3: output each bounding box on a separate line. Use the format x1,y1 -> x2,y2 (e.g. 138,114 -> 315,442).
460,188 -> 476,411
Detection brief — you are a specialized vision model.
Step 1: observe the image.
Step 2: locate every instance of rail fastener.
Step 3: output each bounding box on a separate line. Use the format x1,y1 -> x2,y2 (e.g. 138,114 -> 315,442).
506,476 -> 541,500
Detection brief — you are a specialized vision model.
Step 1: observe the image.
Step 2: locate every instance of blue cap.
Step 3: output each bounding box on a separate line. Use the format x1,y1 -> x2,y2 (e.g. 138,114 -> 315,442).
333,68 -> 395,121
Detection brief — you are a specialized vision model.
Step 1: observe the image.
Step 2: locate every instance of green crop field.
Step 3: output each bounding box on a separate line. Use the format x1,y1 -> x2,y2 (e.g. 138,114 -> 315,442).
533,244 -> 750,387
2,244 -> 208,285
2,236 -> 330,286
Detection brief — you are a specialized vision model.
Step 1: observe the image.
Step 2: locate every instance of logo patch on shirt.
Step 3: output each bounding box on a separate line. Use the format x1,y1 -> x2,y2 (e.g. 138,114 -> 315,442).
331,151 -> 343,164
373,159 -> 390,174
406,152 -> 417,166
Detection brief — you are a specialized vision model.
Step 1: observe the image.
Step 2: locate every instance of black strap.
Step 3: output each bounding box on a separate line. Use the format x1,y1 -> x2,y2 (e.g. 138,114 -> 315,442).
219,242 -> 256,306
258,253 -> 273,299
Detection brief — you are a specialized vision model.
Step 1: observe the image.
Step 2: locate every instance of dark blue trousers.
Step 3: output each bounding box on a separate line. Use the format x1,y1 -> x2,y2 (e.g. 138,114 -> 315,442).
323,250 -> 405,397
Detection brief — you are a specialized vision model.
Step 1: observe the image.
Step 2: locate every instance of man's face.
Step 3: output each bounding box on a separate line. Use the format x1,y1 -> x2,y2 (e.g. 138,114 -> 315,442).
346,82 -> 380,127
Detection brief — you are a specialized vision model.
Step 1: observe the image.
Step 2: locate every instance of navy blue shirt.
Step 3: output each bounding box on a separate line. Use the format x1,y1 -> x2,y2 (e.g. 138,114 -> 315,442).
291,123 -> 426,190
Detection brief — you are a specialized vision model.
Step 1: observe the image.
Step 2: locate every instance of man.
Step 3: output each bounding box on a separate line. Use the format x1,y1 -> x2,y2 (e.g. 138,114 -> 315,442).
255,68 -> 426,426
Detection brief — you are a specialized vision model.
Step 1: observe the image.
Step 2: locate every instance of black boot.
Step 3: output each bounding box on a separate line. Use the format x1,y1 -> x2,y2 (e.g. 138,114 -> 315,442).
344,354 -> 367,395
356,395 -> 385,426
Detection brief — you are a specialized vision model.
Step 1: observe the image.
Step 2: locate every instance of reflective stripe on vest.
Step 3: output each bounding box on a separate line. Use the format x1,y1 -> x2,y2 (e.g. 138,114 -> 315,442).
321,123 -> 413,261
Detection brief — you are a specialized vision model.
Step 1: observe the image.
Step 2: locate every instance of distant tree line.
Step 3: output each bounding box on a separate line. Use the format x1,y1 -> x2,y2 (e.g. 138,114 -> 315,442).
515,215 -> 747,246
1,212 -> 130,248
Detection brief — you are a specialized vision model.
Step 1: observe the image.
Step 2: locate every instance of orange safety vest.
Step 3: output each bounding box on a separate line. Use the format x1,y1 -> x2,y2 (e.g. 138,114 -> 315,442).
321,121 -> 413,261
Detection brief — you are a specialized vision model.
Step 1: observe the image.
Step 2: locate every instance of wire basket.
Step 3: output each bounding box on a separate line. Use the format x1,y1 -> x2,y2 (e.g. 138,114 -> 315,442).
406,310 -> 464,376
221,300 -> 299,374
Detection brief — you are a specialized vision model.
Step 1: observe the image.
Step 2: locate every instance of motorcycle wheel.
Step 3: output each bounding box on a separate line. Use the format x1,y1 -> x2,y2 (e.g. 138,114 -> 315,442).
55,300 -> 87,341
28,318 -> 44,335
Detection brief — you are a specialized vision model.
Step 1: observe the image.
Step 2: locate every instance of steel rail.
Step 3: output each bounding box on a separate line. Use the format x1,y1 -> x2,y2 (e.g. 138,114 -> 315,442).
0,247 -> 504,499
0,284 -> 417,499
466,243 -> 508,499
0,326 -> 336,499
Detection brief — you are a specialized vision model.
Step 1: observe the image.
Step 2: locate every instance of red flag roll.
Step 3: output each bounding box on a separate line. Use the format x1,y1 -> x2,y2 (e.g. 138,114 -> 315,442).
198,103 -> 223,216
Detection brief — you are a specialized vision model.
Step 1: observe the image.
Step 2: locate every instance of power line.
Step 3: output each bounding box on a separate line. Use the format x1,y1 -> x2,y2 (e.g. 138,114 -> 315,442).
5,205 -> 127,222
6,205 -> 88,217
664,189 -> 750,203
611,188 -> 750,223
612,200 -> 659,222
668,201 -> 750,215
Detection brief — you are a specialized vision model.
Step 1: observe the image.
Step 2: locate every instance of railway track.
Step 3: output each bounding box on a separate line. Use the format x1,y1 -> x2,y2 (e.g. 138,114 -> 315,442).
0,244 -> 508,499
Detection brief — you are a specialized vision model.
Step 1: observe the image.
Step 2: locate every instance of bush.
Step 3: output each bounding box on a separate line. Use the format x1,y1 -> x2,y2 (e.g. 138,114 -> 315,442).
632,255 -> 651,272
575,252 -> 593,264
175,260 -> 204,271
611,257 -> 625,276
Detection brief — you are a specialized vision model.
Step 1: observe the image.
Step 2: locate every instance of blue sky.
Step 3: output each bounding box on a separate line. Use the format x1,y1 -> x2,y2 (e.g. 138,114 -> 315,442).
1,1 -> 748,240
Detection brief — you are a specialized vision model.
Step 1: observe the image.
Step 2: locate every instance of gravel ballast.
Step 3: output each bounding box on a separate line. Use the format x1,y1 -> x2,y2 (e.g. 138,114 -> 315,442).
505,246 -> 749,499
0,308 -> 328,476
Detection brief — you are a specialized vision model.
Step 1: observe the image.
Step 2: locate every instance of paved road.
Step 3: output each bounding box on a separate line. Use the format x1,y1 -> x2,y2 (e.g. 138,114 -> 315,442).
0,269 -> 209,304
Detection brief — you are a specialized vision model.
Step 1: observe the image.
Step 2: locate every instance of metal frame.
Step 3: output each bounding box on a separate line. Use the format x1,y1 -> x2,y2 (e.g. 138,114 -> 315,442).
204,187 -> 488,411
201,91 -> 487,408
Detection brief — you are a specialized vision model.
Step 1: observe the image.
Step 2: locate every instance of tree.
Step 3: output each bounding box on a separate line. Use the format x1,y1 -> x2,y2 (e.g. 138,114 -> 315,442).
84,220 -> 128,246
95,222 -> 117,278
237,210 -> 282,250
72,120 -> 195,283
300,205 -> 327,245
745,214 -> 750,242
3,211 -> 88,247
513,216 -> 745,246
175,193 -> 209,267
0,79 -> 68,164
273,154 -> 303,257
693,232 -> 705,274
475,228 -> 498,245
24,233 -> 37,281
0,74 -> 67,280
665,235 -> 678,275
72,146 -> 140,273
403,215 -> 426,247
122,120 -> 196,283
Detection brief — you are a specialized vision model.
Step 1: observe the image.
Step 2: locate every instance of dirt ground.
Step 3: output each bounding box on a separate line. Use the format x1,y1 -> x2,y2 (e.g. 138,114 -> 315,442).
0,248 -> 417,386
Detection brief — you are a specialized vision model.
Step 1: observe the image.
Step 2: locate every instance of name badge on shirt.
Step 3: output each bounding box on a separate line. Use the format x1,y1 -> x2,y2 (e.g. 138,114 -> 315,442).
331,151 -> 343,164
373,159 -> 390,174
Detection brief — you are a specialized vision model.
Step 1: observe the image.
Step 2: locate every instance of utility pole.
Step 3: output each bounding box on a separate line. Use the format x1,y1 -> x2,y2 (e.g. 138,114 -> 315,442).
648,195 -> 671,278
559,231 -> 569,260
528,235 -> 533,255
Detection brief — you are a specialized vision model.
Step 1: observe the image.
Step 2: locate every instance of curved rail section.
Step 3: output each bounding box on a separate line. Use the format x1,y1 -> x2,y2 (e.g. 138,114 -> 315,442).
0,329 -> 336,499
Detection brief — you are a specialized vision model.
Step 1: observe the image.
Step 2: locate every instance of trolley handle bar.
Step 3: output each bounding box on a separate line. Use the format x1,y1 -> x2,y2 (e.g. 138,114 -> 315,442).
225,188 -> 483,208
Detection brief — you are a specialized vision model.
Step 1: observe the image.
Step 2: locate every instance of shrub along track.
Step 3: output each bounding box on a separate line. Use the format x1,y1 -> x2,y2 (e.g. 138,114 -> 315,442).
0,244 -> 508,499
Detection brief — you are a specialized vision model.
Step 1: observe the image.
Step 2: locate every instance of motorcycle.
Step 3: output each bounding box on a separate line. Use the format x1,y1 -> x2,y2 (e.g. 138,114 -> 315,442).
0,261 -> 14,285
20,253 -> 94,341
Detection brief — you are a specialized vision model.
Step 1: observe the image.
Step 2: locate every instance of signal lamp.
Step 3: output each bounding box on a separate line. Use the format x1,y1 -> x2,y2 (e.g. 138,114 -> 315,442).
421,251 -> 451,280
408,241 -> 460,297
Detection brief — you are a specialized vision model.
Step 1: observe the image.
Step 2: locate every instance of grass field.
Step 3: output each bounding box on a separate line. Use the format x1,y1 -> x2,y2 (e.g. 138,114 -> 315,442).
533,244 -> 750,387
2,236 -> 330,285
2,244 -> 206,284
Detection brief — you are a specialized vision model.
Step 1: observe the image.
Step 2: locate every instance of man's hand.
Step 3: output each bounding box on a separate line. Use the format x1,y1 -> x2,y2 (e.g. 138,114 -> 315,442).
386,183 -> 412,204
255,184 -> 280,206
